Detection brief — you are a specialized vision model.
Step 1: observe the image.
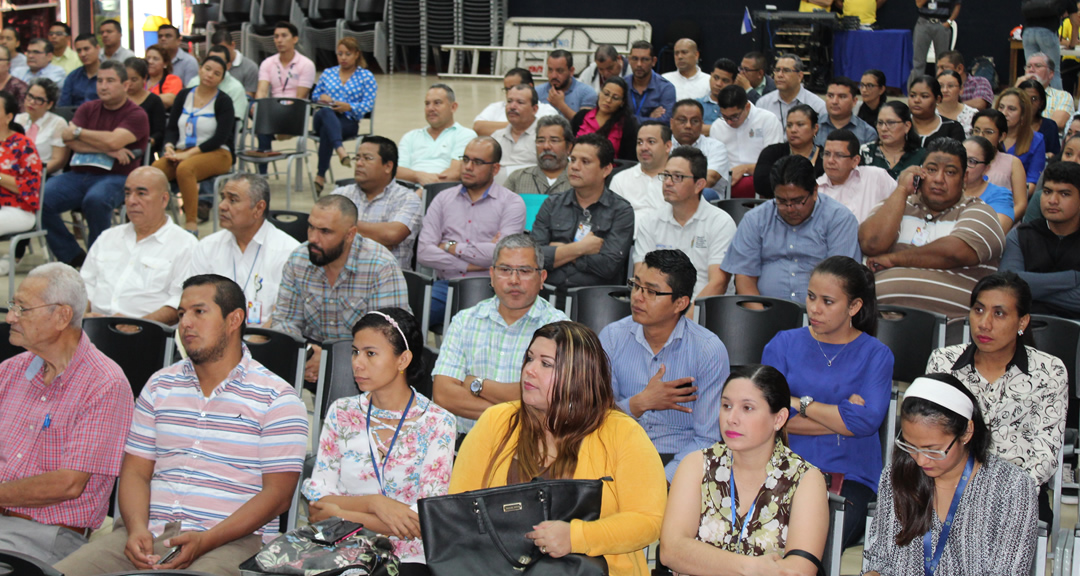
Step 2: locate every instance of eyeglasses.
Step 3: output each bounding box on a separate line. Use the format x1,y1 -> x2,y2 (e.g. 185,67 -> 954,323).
535,137 -> 565,146
352,153 -> 379,163
876,119 -> 904,128
7,300 -> 61,317
967,158 -> 989,167
1026,62 -> 1048,70
24,94 -> 46,105
894,433 -> 960,461
26,50 -> 47,56
822,151 -> 854,160
971,127 -> 998,137
858,82 -> 880,89
773,67 -> 798,75
493,265 -> 540,279
459,155 -> 497,166
721,109 -> 744,123
774,194 -> 813,208
600,89 -> 623,102
738,66 -> 760,73
657,172 -> 693,184
627,279 -> 674,299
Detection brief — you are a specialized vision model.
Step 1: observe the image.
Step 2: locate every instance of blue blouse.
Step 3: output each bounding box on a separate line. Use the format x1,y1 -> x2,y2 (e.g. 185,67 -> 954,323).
311,66 -> 377,122
1007,131 -> 1046,185
761,328 -> 894,492
974,178 -> 1016,220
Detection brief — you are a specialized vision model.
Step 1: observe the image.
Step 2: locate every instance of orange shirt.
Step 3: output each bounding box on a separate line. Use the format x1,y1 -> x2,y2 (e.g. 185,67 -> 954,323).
148,74 -> 182,96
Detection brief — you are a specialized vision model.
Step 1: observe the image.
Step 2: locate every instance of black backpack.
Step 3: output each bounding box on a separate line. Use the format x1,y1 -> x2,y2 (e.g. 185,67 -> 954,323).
971,56 -> 1000,89
1023,0 -> 1064,20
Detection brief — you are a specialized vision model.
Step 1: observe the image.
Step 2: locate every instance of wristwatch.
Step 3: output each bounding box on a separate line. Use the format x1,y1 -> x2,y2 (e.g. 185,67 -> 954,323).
444,241 -> 457,253
72,126 -> 82,140
799,395 -> 814,417
469,377 -> 484,397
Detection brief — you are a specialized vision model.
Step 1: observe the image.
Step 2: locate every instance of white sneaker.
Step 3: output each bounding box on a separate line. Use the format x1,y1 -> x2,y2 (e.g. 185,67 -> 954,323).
0,259 -> 11,276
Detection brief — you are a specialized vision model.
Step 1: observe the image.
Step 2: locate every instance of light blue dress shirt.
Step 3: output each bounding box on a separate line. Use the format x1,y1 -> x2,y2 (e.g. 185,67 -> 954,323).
536,77 -> 597,113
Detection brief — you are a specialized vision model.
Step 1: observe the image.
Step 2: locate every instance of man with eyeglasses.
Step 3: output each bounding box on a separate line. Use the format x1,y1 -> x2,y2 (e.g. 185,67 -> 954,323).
491,84 -> 541,184
59,34 -> 101,108
817,130 -> 896,222
624,40 -> 676,123
1015,52 -> 1075,130
330,135 -> 423,270
48,22 -> 78,74
537,49 -> 597,120
670,99 -> 729,190
577,44 -> 629,94
661,39 -> 710,101
698,58 -> 738,133
432,233 -> 567,437
756,53 -> 827,126
1,27 -> 26,71
504,114 -> 574,195
611,120 -> 671,219
733,51 -> 776,104
935,50 -> 991,110
815,77 -> 877,147
417,136 -> 526,327
12,38 -> 66,89
0,263 -> 132,565
721,155 -> 861,302
397,83 -> 477,185
860,137 -> 1005,318
708,85 -> 785,198
96,20 -> 134,65
473,68 -> 559,137
599,248 -> 729,481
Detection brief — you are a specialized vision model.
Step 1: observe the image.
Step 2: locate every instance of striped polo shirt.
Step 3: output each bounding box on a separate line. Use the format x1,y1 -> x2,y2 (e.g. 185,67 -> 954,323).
125,347 -> 308,537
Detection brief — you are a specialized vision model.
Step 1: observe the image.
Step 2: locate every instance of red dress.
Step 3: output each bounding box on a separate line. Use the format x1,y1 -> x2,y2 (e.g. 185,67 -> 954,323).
0,132 -> 41,212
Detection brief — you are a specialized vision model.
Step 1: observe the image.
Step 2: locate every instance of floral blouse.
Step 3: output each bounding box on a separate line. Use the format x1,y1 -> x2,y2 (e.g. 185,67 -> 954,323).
0,132 -> 41,212
311,66 -> 377,122
697,439 -> 815,556
302,390 -> 456,563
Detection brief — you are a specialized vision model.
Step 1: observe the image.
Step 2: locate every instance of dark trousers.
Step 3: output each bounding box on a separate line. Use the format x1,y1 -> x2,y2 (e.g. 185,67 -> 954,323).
313,107 -> 360,177
840,480 -> 876,549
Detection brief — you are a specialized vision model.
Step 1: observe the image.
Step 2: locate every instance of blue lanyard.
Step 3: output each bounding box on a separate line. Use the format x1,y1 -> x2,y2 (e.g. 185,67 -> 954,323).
366,390 -> 415,497
232,244 -> 262,295
728,455 -> 758,543
923,453 -> 974,576
630,89 -> 646,118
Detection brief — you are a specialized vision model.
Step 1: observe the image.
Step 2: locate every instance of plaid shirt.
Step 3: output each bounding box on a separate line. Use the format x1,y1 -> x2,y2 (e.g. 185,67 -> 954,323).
271,235 -> 410,342
961,75 -> 994,106
1045,86 -> 1076,120
433,296 -> 567,432
331,181 -> 424,270
0,333 -> 132,528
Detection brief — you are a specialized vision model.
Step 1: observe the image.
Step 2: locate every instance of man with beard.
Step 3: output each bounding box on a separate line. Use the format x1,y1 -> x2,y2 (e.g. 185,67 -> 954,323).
577,44 -> 629,94
56,275 -> 308,576
504,115 -> 574,195
624,40 -> 676,123
536,49 -> 597,120
272,194 -> 409,382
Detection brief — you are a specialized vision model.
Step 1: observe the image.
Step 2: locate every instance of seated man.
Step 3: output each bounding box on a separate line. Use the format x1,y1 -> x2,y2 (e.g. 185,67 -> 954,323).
58,34 -> 99,107
48,22 -> 79,74
709,85 -> 785,198
600,248 -> 729,481
817,130 -> 896,222
577,44 -> 629,93
96,20 -> 134,64
698,58 -> 738,132
472,68 -> 558,136
1016,52 -> 1075,130
432,233 -> 567,435
491,84 -> 540,184
44,60 -> 149,266
271,195 -> 409,381
188,44 -> 249,121
610,120 -> 670,218
331,135 -> 423,270
670,99 -> 729,188
13,37 -> 67,87
756,52 -> 828,124
634,148 -> 737,301
661,39 -> 710,101
81,167 -> 197,323
734,51 -> 776,104
503,114 -> 574,196
936,50 -> 993,111
397,83 -> 476,185
537,49 -> 597,120
155,25 -> 198,85
210,29 -> 258,97
860,138 -> 1006,317
531,133 -> 635,289
253,22 -> 314,168
815,77 -> 877,146
1,27 -> 26,70
177,173 -> 300,328
55,275 -> 308,576
0,263 -> 132,565
625,40 -> 677,123
1001,161 -> 1080,318
721,155 -> 862,302
417,136 -> 526,325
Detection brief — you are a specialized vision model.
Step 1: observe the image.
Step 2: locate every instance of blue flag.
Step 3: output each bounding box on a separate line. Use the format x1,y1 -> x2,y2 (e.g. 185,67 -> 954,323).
741,7 -> 754,35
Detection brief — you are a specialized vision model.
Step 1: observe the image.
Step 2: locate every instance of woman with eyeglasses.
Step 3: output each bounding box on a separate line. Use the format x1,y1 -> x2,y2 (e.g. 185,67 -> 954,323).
753,104 -> 824,198
907,75 -> 965,147
972,109 -> 1029,218
1018,78 -> 1061,157
962,137 -> 1017,231
144,44 -> 182,109
855,70 -> 887,128
996,87 -> 1046,195
925,272 -> 1066,523
15,77 -> 67,174
936,70 -> 976,138
862,373 -> 1038,575
571,76 -> 638,161
860,101 -> 928,180
311,38 -> 378,196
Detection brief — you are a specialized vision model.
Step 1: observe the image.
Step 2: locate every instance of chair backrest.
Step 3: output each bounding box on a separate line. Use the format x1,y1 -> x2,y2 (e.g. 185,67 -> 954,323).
0,550 -> 63,576
521,193 -> 547,232
82,317 -> 175,400
821,492 -> 847,576
565,285 -> 631,335
312,338 -> 357,444
249,98 -> 311,138
242,327 -> 306,390
259,0 -> 295,23
348,0 -> 384,21
444,276 -> 495,327
694,295 -> 804,366
879,385 -> 899,466
875,305 -> 947,384
1027,314 -> 1080,395
422,181 -> 461,213
714,198 -> 767,226
219,0 -> 252,21
403,270 -> 433,336
315,0 -> 347,19
0,322 -> 25,363
52,106 -> 76,122
191,3 -> 218,28
267,210 -> 310,243
418,344 -> 438,399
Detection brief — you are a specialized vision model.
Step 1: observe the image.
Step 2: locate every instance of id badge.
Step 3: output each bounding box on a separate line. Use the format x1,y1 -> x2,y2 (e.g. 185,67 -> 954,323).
184,119 -> 198,150
927,1 -> 937,9
247,300 -> 263,325
911,226 -> 931,247
574,222 -> 592,243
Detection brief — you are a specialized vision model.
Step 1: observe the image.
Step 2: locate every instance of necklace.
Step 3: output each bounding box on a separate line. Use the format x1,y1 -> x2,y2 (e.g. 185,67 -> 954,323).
812,329 -> 852,367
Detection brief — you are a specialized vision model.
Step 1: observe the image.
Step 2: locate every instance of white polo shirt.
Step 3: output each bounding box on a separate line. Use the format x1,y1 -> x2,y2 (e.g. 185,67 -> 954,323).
610,163 -> 665,222
81,218 -> 198,317
675,134 -> 731,183
816,165 -> 897,223
709,104 -> 786,165
473,100 -> 560,123
662,68 -> 711,101
633,199 -> 737,296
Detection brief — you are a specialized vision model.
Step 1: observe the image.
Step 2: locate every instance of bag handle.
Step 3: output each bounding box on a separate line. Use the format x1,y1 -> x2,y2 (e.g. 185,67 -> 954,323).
473,487 -> 551,568
783,549 -> 825,576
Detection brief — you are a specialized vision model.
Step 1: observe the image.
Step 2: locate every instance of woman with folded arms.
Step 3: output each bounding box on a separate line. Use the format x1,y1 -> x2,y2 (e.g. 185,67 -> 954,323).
311,37 -> 377,195
15,77 -> 66,174
144,44 -> 182,108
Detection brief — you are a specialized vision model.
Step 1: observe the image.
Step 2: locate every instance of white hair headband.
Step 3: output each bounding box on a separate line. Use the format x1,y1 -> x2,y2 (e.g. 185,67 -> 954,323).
364,311 -> 409,352
904,377 -> 973,420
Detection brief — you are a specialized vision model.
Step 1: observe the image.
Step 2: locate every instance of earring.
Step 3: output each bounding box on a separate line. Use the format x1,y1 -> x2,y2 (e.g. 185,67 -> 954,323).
1018,329 -> 1024,336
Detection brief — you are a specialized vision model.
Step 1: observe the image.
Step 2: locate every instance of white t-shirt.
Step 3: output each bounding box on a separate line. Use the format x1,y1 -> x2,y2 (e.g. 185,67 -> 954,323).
709,104 -> 786,165
662,68 -> 711,101
473,100 -> 560,123
633,199 -> 737,296
610,164 -> 665,223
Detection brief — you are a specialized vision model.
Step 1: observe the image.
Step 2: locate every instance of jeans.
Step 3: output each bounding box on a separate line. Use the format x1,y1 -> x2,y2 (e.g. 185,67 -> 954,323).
840,479 -> 877,549
42,171 -> 126,263
1024,26 -> 1065,91
313,107 -> 360,177
910,16 -> 954,89
430,279 -> 448,328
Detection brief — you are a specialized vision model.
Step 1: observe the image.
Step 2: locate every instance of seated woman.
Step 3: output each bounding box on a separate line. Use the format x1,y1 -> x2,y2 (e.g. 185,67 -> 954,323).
761,256 -> 892,549
450,321 -> 667,576
963,136 -> 1016,231
152,55 -> 235,234
144,44 -> 182,108
936,70 -> 976,137
926,272 -> 1067,522
0,90 -> 42,275
571,76 -> 638,161
862,373 -> 1039,575
1019,78 -> 1061,157
124,57 -> 166,159
304,308 -> 455,576
754,104 -> 823,198
860,101 -> 928,180
15,77 -> 67,175
997,87 -> 1047,195
908,75 -> 965,147
660,364 -> 829,575
973,109 -> 1029,218
855,69 -> 887,128
311,37 -> 377,195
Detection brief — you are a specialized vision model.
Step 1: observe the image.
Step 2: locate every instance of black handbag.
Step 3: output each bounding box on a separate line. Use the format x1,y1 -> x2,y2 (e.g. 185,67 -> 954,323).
418,477 -> 610,575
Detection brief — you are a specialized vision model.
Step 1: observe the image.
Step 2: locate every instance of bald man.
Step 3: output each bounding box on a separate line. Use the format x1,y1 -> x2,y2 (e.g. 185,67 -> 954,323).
661,38 -> 710,101
81,166 -> 198,324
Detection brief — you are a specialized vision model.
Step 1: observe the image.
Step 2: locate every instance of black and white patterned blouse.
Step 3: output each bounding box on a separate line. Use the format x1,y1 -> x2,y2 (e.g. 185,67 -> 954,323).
927,344 -> 1068,485
862,454 -> 1039,575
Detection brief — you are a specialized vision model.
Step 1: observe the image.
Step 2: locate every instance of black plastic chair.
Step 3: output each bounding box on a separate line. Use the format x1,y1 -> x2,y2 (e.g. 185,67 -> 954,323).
181,2 -> 219,55
403,270 -> 433,336
1028,314 -> 1080,390
0,322 -> 24,363
443,276 -> 495,328
421,181 -> 461,215
51,106 -> 76,122
712,198 -> 767,226
564,285 -> 631,335
821,492 -> 847,576
82,317 -> 175,400
267,210 -> 310,244
876,305 -> 947,383
419,344 -> 438,400
235,98 -> 313,209
694,295 -> 803,366
243,327 -> 306,391
0,549 -> 61,576
311,338 -> 358,447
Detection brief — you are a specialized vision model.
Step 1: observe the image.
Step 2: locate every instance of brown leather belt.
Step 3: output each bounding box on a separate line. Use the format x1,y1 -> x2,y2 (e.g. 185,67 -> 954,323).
0,507 -> 91,538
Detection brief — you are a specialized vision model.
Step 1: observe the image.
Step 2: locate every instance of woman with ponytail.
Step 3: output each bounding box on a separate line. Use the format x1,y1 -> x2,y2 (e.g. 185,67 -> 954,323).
761,255 -> 894,549
863,373 -> 1038,575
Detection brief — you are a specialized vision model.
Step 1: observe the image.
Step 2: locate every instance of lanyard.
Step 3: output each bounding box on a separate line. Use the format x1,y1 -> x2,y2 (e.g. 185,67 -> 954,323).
728,454 -> 758,544
923,453 -> 974,576
277,59 -> 297,92
630,88 -> 646,118
366,389 -> 415,497
232,244 -> 262,294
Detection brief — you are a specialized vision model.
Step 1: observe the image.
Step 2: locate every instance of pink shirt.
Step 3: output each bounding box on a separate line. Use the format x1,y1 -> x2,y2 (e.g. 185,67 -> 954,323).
0,333 -> 132,528
817,165 -> 897,223
257,52 -> 316,98
578,108 -> 624,153
985,151 -> 1018,192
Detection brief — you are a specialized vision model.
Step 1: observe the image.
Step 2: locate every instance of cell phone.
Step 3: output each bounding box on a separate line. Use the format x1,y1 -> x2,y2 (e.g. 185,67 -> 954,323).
157,546 -> 181,565
912,175 -> 922,191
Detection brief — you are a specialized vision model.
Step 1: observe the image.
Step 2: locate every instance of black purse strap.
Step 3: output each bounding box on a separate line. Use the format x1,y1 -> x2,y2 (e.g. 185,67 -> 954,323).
474,487 -> 552,569
783,549 -> 825,576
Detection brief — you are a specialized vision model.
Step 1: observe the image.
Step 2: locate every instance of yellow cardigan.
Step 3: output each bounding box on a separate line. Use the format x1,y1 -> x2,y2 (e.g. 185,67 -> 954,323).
449,402 -> 668,576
